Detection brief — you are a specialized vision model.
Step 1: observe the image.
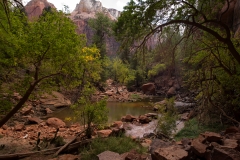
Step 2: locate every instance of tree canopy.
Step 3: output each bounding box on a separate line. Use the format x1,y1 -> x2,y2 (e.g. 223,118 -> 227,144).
0,6 -> 102,127
114,0 -> 240,124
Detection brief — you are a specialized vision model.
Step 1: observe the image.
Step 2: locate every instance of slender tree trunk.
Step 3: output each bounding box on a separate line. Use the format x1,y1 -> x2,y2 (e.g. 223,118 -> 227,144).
0,82 -> 37,127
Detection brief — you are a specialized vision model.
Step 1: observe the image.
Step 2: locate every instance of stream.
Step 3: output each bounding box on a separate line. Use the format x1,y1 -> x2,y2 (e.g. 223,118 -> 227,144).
49,97 -> 186,138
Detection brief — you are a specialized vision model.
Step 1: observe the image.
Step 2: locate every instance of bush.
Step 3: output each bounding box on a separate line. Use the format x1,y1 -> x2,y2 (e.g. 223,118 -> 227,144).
174,118 -> 225,141
80,136 -> 147,160
157,98 -> 178,136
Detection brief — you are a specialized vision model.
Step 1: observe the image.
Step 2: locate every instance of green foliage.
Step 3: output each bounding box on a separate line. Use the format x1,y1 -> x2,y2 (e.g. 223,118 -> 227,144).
148,63 -> 166,78
0,97 -> 13,114
130,93 -> 141,101
80,136 -> 147,160
0,7 -> 103,125
174,118 -> 225,141
111,57 -> 136,85
156,98 -> 178,136
72,86 -> 108,138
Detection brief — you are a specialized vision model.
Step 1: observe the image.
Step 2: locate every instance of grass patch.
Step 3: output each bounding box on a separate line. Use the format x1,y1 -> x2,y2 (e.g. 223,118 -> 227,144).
80,136 -> 147,160
130,94 -> 141,101
174,118 -> 225,141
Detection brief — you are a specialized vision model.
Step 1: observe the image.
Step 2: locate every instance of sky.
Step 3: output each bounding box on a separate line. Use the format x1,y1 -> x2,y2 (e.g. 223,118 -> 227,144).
23,0 -> 130,11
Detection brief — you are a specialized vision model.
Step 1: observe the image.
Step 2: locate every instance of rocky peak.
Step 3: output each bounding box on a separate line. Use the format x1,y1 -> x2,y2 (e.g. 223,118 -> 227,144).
25,0 -> 56,20
71,0 -> 120,20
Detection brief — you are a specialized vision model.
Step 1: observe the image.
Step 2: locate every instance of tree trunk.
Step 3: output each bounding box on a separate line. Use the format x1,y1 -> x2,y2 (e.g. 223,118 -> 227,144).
0,82 -> 37,127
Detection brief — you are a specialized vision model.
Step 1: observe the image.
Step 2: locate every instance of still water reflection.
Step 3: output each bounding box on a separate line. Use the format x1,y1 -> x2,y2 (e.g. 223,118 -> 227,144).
50,101 -> 152,124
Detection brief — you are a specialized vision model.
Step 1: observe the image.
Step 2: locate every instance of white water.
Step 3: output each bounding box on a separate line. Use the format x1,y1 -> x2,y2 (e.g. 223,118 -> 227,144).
124,120 -> 185,138
125,120 -> 158,138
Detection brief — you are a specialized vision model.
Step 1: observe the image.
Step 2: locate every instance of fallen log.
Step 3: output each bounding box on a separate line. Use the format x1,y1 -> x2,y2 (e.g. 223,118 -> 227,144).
0,140 -> 91,160
54,129 -> 86,156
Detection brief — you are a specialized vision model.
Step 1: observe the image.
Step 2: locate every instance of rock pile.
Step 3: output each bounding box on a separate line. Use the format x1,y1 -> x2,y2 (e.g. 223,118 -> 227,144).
150,128 -> 240,160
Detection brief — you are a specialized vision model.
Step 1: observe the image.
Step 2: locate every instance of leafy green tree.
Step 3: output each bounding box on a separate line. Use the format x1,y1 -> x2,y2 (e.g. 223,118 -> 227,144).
111,57 -> 136,85
115,0 -> 240,64
115,0 -> 240,124
0,9 -> 102,127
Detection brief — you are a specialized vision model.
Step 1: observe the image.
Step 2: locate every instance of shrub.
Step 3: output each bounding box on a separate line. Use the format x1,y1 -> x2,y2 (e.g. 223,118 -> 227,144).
174,118 -> 225,141
80,136 -> 147,160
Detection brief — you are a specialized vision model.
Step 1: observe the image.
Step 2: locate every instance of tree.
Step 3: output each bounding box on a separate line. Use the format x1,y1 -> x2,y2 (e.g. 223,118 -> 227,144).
115,0 -> 240,124
88,12 -> 113,58
111,57 -> 135,85
115,0 -> 240,64
0,9 -> 102,127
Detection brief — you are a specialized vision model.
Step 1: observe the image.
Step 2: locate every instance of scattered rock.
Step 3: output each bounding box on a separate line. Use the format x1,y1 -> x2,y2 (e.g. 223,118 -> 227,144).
201,131 -> 222,143
28,117 -> 42,124
222,139 -> 240,151
145,113 -> 158,119
167,87 -> 176,97
111,121 -> 123,128
45,108 -> 53,114
97,150 -> 121,160
50,154 -> 79,160
150,139 -> 172,154
14,124 -> 25,131
2,125 -> 8,130
141,83 -> 156,95
40,91 -> 71,108
139,115 -> 151,124
123,115 -> 137,122
191,138 -> 207,157
97,130 -> 112,138
124,150 -> 150,160
20,105 -> 33,115
152,146 -> 188,160
46,117 -> 66,128
225,126 -> 240,135
180,112 -> 189,120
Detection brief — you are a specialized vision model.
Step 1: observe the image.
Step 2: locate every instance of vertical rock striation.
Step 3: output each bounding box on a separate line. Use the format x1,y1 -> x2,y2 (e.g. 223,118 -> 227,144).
25,0 -> 56,20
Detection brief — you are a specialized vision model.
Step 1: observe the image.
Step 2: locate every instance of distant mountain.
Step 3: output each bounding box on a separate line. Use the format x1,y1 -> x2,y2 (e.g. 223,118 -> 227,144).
25,0 -> 56,20
70,0 -> 121,20
24,0 -> 120,56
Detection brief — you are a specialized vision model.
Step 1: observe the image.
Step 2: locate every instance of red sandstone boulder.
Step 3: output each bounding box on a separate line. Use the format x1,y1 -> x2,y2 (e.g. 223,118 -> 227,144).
191,138 -> 207,157
14,124 -> 25,131
225,126 -> 240,134
97,130 -> 112,138
40,91 -> 71,108
2,125 -> 8,130
166,87 -> 176,97
124,150 -> 150,160
97,151 -> 121,160
46,117 -> 66,128
201,131 -> 222,143
139,115 -> 151,124
152,146 -> 188,160
111,121 -> 123,128
141,83 -> 156,95
50,154 -> 79,160
28,117 -> 42,124
122,115 -> 137,122
45,108 -> 53,114
20,105 -> 33,115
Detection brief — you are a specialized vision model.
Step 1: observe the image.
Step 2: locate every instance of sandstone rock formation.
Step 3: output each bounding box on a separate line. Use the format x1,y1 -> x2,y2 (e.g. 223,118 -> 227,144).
25,0 -> 56,20
39,91 -> 71,109
70,0 -> 120,20
70,0 -> 120,56
141,83 -> 156,95
219,0 -> 240,37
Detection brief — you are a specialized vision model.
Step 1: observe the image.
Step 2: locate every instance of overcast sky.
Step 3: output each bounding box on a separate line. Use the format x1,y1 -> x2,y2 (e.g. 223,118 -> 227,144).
23,0 -> 130,11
